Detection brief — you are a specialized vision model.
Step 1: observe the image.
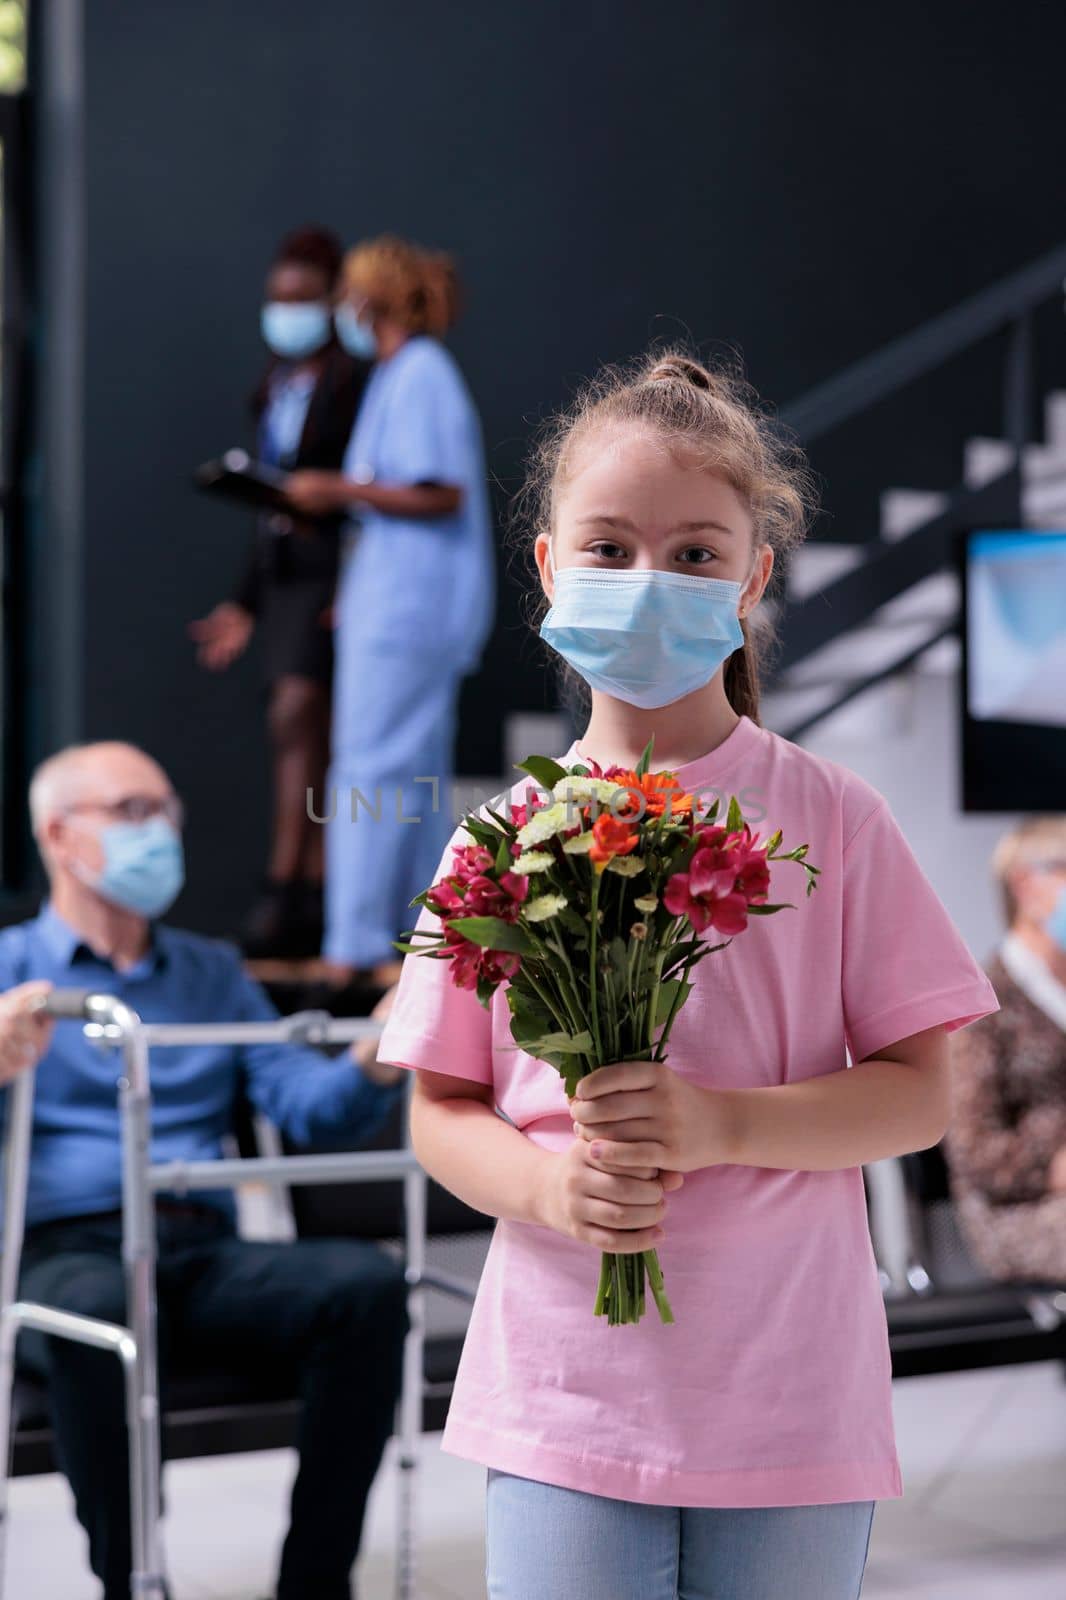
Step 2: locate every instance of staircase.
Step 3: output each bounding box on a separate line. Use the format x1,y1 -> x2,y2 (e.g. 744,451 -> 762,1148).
762,388 -> 1066,739
755,240 -> 1066,742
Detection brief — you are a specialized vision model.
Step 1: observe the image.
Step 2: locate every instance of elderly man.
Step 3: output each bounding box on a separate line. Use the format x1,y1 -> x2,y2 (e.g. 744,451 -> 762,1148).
0,742 -> 408,1600
944,814 -> 1066,1281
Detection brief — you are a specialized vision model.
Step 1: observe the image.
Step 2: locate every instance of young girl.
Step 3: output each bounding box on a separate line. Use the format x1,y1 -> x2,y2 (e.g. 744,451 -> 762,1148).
376,351 -> 999,1600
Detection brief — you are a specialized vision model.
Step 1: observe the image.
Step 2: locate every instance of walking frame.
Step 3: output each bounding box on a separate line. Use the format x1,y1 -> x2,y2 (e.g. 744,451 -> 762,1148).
0,989 -> 478,1600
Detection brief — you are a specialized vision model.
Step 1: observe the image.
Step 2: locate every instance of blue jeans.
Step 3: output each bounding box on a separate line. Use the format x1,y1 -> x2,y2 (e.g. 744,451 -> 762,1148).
485,1468 -> 875,1600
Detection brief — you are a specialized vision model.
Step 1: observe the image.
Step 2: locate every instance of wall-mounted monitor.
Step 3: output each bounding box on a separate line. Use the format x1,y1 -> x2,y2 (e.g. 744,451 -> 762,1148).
960,529 -> 1066,811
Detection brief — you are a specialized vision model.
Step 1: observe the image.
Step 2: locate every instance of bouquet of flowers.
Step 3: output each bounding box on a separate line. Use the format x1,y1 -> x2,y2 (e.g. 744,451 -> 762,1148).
398,737 -> 819,1325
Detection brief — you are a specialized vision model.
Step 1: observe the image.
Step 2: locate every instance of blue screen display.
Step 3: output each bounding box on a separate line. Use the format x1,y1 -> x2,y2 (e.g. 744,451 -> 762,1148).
966,530 -> 1066,728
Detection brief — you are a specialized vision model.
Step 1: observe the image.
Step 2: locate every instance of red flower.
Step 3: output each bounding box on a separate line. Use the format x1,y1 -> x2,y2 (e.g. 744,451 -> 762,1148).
588,814 -> 640,872
462,871 -> 529,922
443,923 -> 521,991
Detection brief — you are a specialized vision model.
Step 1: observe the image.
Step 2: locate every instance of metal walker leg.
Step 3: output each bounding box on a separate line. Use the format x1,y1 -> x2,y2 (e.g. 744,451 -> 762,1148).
0,991 -> 167,1600
0,997 -> 475,1600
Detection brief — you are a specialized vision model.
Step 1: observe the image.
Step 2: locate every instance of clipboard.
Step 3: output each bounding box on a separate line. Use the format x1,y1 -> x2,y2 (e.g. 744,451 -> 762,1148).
193,449 -> 294,513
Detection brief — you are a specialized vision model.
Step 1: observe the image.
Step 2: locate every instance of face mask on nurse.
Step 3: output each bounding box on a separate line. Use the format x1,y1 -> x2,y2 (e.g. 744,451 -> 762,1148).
260,300 -> 332,361
334,302 -> 379,360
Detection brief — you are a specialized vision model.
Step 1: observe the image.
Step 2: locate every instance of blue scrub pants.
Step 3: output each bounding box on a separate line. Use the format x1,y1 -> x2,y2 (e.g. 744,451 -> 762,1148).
324,625 -> 461,966
485,1469 -> 875,1600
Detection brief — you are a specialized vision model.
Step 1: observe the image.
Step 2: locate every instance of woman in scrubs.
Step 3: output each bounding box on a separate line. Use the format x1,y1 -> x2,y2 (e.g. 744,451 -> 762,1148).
285,235 -> 495,993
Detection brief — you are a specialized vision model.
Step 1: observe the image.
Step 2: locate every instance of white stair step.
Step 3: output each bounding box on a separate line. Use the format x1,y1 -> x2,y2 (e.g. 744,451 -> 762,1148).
763,677 -> 916,740
780,611 -> 950,688
880,488 -> 950,542
1022,479 -> 1066,528
963,437 -> 1015,489
1045,391 -> 1066,450
915,634 -> 961,674
964,435 -> 1066,489
875,570 -> 959,627
785,543 -> 867,602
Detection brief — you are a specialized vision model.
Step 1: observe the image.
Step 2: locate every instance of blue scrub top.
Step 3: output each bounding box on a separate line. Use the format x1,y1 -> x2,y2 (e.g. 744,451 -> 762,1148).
339,336 -> 495,674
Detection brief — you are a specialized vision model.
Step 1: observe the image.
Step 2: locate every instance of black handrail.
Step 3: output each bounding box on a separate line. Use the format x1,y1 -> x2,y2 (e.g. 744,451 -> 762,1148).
779,239 -> 1066,445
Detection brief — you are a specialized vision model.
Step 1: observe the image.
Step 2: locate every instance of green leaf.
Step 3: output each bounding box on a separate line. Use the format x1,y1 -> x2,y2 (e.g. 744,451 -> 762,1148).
476,976 -> 498,1008
392,936 -> 440,955
634,735 -> 656,778
514,754 -> 567,790
555,905 -> 591,943
654,977 -> 693,1027
725,794 -> 744,833
484,808 -> 515,835
764,828 -> 783,854
520,1029 -> 594,1056
448,916 -> 535,954
745,901 -> 795,915
495,833 -> 513,874
461,817 -> 502,851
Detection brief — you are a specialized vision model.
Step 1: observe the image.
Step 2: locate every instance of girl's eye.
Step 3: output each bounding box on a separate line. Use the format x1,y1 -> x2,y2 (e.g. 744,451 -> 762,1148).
677,547 -> 716,566
589,541 -> 629,561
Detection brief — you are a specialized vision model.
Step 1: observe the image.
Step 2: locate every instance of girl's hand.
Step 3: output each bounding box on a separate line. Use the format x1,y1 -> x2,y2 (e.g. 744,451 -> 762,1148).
570,1059 -> 735,1174
540,1135 -> 684,1252
284,470 -> 354,517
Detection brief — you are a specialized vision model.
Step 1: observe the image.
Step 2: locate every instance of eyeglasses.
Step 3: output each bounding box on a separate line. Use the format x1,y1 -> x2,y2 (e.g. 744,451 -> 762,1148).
64,794 -> 185,828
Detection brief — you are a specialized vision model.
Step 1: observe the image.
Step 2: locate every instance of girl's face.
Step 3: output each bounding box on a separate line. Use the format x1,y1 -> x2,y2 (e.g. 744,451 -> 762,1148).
535,424 -> 772,613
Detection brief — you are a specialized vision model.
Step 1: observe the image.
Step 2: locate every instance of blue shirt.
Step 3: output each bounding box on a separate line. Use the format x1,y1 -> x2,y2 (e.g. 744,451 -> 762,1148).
0,905 -> 404,1227
340,335 -> 496,674
258,366 -> 316,467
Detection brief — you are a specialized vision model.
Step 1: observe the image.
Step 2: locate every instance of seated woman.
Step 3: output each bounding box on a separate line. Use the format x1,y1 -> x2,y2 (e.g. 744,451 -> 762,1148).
944,815 -> 1066,1281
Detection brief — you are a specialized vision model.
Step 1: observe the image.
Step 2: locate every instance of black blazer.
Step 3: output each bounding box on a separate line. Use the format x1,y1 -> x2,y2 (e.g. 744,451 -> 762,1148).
232,345 -> 371,610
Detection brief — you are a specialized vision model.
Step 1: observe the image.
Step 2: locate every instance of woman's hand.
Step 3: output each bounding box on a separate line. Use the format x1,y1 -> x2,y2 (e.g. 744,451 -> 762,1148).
187,602 -> 254,670
350,984 -> 404,1086
284,470 -> 357,517
0,981 -> 55,1085
570,1059 -> 735,1175
540,1134 -> 684,1252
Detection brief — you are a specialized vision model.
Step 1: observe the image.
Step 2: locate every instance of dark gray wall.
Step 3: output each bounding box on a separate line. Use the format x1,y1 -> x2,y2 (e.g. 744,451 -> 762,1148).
60,0 -> 1066,932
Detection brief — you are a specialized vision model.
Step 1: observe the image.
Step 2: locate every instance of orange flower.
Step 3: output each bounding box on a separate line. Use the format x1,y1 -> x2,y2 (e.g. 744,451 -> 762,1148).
588,813 -> 640,872
604,769 -> 695,821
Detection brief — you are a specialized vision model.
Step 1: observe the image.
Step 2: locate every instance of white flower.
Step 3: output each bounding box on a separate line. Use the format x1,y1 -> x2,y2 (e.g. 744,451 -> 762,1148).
562,831 -> 595,854
552,776 -> 629,808
513,850 -> 555,874
605,854 -> 646,877
634,893 -> 659,912
524,892 -> 568,922
515,802 -> 570,848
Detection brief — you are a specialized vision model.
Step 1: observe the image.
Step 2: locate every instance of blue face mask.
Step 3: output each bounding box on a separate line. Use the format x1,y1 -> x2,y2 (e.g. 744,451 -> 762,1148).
539,542 -> 747,709
260,301 -> 331,360
1047,884 -> 1066,954
74,816 -> 186,919
333,302 -> 379,360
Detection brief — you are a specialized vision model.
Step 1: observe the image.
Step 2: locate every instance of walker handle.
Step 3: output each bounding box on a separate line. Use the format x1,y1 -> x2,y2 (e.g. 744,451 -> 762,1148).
38,988 -> 98,1021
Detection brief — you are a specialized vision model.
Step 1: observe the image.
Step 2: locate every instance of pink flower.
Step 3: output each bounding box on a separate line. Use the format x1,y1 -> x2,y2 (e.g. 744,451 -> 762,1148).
663,826 -> 772,934
426,879 -> 466,917
450,844 -> 494,885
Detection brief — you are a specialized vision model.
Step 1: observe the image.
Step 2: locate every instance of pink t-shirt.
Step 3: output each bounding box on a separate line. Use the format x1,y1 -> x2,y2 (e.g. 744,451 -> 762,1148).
377,714 -> 999,1507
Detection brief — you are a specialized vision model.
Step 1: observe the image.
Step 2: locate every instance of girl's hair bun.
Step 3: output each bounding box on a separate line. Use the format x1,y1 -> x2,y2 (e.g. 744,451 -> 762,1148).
646,354 -> 714,391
